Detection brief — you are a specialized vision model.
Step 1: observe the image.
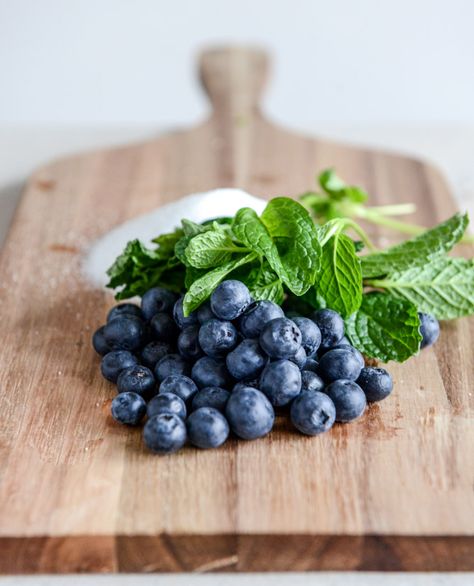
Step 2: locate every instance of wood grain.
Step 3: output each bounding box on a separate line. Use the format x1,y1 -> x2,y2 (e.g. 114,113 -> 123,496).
0,47 -> 472,573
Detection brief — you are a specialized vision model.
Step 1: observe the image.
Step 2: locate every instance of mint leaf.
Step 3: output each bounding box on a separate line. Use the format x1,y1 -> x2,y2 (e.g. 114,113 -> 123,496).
184,230 -> 243,268
361,213 -> 469,278
261,197 -> 321,295
366,257 -> 474,319
316,233 -> 362,317
246,263 -> 285,304
183,253 -> 257,315
106,239 -> 184,299
319,169 -> 368,203
345,293 -> 422,362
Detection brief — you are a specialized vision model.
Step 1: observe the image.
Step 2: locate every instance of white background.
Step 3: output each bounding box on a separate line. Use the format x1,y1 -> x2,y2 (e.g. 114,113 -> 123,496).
1,0 -> 474,128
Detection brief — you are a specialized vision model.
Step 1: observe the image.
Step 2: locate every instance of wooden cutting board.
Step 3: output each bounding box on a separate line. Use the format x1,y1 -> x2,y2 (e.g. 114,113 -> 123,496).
0,47 -> 473,574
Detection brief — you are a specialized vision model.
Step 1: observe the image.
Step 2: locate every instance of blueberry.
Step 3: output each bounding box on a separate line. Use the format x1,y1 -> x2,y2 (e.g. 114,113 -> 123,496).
259,359 -> 301,406
101,350 -> 138,382
150,312 -> 178,343
177,325 -> 203,360
191,387 -> 230,413
196,301 -> 216,324
291,390 -> 336,435
159,374 -> 198,402
198,318 -> 238,357
226,339 -> 267,380
357,367 -> 393,402
311,309 -> 345,349
191,356 -> 232,389
320,343 -> 364,369
292,317 -> 321,356
303,357 -> 319,373
141,287 -> 177,320
147,392 -> 187,420
225,387 -> 275,440
239,300 -> 284,338
289,346 -> 307,369
210,280 -> 251,320
107,303 -> 143,323
117,365 -> 156,398
325,380 -> 367,422
103,316 -> 146,352
173,296 -> 199,329
259,317 -> 302,359
319,348 -> 363,382
92,325 -> 111,356
140,341 -> 173,369
301,370 -> 325,393
111,392 -> 146,426
187,407 -> 230,449
143,414 -> 187,454
419,312 -> 440,348
154,354 -> 190,382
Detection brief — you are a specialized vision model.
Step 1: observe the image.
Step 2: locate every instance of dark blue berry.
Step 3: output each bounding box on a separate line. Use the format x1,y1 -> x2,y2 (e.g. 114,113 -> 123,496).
290,390 -> 336,435
357,367 -> 393,402
111,392 -> 146,426
107,303 -> 143,323
289,345 -> 307,369
419,312 -> 440,348
147,392 -> 187,420
225,387 -> 275,440
259,317 -> 302,359
159,374 -> 198,402
103,316 -> 146,352
259,359 -> 301,406
319,348 -> 363,382
325,380 -> 366,422
292,317 -> 321,356
320,343 -> 364,369
191,387 -> 230,413
239,300 -> 284,338
198,318 -> 238,357
141,287 -> 177,320
92,325 -> 111,356
150,312 -> 178,343
301,370 -> 325,393
143,414 -> 187,454
210,280 -> 251,321
154,353 -> 190,382
140,341 -> 173,369
311,309 -> 345,349
100,350 -> 138,382
191,356 -> 232,389
196,301 -> 216,324
117,365 -> 156,398
226,339 -> 267,381
303,357 -> 319,373
187,407 -> 230,449
177,325 -> 203,360
173,296 -> 199,329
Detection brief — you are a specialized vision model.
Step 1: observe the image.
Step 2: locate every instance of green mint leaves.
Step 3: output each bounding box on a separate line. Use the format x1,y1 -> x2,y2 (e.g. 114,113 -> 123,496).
316,233 -> 362,317
106,170 -> 474,363
366,257 -> 474,320
361,212 -> 468,278
345,293 -> 422,362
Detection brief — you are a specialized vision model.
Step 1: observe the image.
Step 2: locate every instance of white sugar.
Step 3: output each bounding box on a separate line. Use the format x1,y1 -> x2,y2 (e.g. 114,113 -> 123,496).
83,188 -> 267,287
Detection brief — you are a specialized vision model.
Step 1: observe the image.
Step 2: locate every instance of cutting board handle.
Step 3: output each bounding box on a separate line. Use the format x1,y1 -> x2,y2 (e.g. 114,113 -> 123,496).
199,47 -> 269,117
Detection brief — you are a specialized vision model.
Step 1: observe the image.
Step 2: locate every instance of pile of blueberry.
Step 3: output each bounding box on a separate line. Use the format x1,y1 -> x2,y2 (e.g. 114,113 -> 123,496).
92,280 -> 439,454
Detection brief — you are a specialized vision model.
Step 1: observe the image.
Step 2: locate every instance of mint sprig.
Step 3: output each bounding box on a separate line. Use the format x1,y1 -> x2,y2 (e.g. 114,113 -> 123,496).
106,171 -> 474,362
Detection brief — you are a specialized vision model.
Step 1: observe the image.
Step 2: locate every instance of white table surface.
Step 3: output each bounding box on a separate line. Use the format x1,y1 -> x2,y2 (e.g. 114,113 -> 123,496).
0,124 -> 472,585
